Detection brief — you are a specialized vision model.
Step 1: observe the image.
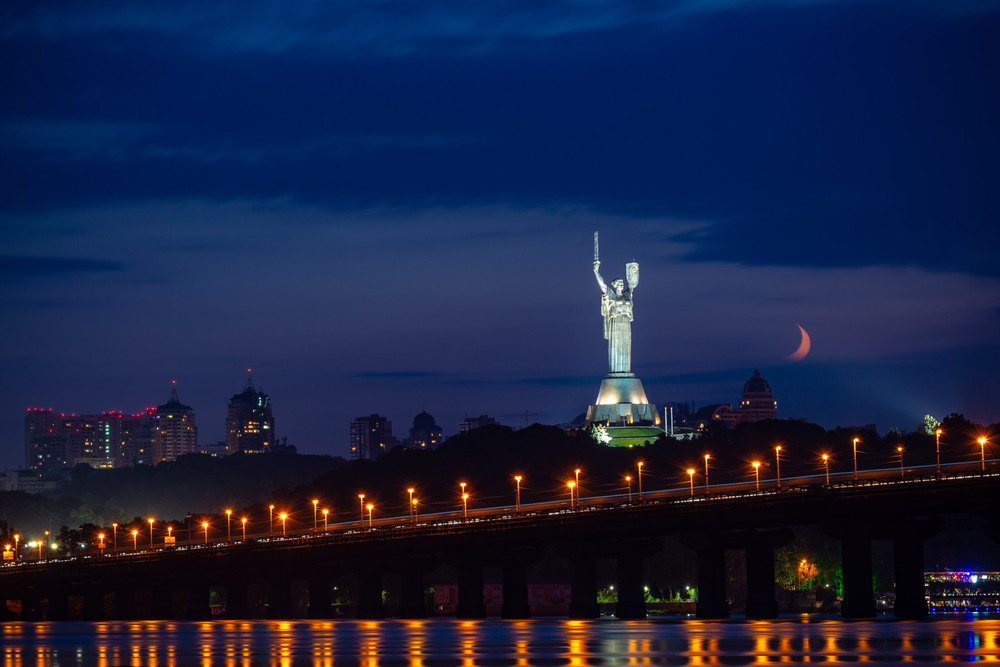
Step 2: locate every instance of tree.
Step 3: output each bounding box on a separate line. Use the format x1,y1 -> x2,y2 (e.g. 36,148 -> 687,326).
917,415 -> 940,435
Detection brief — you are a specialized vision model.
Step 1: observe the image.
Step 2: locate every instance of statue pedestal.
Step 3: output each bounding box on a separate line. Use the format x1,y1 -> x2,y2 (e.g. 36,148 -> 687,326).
585,374 -> 659,427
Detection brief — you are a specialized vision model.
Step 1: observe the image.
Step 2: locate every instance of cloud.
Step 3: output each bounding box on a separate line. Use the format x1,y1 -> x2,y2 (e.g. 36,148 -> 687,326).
0,255 -> 126,277
6,1 -> 996,57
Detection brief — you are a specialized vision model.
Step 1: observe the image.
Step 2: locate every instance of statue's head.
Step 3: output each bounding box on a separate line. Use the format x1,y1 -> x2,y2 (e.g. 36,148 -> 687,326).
612,279 -> 625,295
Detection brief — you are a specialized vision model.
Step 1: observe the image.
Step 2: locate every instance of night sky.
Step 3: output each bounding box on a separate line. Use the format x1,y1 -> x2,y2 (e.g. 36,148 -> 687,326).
2,1 -> 999,466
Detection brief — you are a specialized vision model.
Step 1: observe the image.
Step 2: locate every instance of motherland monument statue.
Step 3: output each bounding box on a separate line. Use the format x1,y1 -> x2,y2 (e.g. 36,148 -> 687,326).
586,232 -> 659,429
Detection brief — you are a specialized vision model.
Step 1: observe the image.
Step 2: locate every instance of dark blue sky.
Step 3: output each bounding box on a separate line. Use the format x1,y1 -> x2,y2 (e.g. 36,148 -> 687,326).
2,0 -> 999,465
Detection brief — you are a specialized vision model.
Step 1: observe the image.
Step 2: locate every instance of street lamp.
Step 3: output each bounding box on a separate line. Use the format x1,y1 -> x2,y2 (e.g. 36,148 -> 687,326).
112,523 -> 117,553
98,533 -> 105,552
703,454 -> 710,497
358,494 -> 366,525
567,481 -> 576,509
202,522 -> 208,545
462,493 -> 469,519
132,530 -> 138,551
280,513 -> 287,536
269,504 -> 274,536
407,488 -> 415,521
366,504 -> 374,528
226,510 -> 232,542
625,475 -> 632,503
148,518 -> 154,549
852,438 -> 860,483
514,476 -> 522,513
637,461 -> 644,504
312,499 -> 319,533
322,509 -> 329,532
412,498 -> 418,523
822,454 -> 830,486
935,429 -> 943,478
241,517 -> 247,542
775,446 -> 782,489
752,461 -> 760,492
575,469 -> 581,503
979,437 -> 988,472
897,446 -> 904,479
687,468 -> 695,498
13,534 -> 19,559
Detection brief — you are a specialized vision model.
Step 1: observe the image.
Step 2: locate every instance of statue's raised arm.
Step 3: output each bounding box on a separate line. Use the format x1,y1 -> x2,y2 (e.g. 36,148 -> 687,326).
594,260 -> 608,294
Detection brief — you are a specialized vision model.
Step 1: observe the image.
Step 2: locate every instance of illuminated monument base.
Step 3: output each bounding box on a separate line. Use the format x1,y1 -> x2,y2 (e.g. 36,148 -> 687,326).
585,373 -> 659,428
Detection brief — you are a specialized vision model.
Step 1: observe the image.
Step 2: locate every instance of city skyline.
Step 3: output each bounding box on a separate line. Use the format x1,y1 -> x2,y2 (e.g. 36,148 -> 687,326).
2,1 -> 999,467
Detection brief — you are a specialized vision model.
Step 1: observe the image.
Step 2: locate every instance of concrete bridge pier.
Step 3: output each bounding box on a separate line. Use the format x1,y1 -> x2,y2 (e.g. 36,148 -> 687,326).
615,540 -> 661,619
356,567 -> 385,619
837,528 -> 876,619
223,574 -> 251,619
890,517 -> 942,620
695,547 -> 728,619
398,561 -> 430,619
83,584 -> 107,620
455,561 -> 486,619
173,575 -> 212,620
500,550 -> 542,619
308,574 -> 336,619
566,553 -> 600,619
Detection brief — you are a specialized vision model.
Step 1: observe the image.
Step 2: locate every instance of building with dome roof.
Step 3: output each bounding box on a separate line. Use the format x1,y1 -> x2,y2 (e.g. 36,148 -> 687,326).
712,369 -> 778,427
409,411 -> 443,450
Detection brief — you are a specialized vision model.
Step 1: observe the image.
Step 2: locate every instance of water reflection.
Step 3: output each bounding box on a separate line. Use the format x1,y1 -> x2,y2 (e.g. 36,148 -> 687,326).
1,617 -> 998,666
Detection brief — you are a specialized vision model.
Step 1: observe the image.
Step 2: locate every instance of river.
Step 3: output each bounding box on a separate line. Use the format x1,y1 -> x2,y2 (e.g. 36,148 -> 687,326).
2,616 -> 996,666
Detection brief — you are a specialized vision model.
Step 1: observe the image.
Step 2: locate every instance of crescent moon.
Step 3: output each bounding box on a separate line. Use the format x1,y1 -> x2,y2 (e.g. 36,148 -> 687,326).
787,324 -> 811,361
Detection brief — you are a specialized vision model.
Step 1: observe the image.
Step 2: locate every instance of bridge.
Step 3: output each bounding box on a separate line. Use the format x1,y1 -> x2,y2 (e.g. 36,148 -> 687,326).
2,464 -> 998,622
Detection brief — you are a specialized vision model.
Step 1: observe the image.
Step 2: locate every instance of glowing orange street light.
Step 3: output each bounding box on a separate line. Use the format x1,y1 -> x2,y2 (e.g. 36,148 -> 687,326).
98,533 -> 105,551
775,446 -> 782,488
112,523 -> 118,553
514,476 -> 522,513
821,454 -> 830,486
575,469 -> 581,502
703,454 -> 711,496
148,518 -> 154,549
269,504 -> 275,536
407,488 -> 415,520
752,461 -> 761,492
13,534 -> 19,557
322,509 -> 329,532
637,461 -> 644,504
132,529 -> 138,551
312,499 -> 319,533
935,429 -> 943,477
979,437 -> 988,472
567,481 -> 576,509
358,494 -> 366,525
224,509 -> 232,541
459,482 -> 467,511
625,475 -> 632,503
852,438 -> 860,482
462,493 -> 469,519
687,468 -> 695,497
366,504 -> 374,528
241,517 -> 247,541
897,446 -> 905,479
202,522 -> 209,544
412,498 -> 418,523
280,513 -> 288,536
37,539 -> 43,559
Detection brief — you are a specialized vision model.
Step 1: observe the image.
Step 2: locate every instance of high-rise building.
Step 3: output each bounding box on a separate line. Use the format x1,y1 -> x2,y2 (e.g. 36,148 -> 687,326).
459,414 -> 497,434
25,408 -> 67,471
350,414 -> 394,460
151,387 -> 198,464
225,377 -> 275,455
